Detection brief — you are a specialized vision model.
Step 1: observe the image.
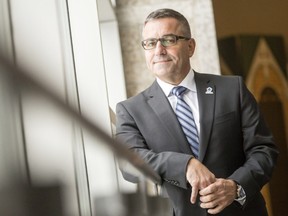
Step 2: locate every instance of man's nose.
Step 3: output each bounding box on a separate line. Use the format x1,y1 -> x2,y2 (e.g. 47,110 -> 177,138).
154,41 -> 167,55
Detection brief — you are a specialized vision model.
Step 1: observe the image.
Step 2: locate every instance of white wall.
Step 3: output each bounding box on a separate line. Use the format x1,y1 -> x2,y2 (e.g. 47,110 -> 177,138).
0,0 -> 27,187
67,1 -> 120,215
4,0 -> 128,215
9,0 -> 80,215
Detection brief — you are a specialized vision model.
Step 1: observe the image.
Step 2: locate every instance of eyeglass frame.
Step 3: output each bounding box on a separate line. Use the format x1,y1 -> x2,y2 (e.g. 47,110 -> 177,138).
141,34 -> 191,50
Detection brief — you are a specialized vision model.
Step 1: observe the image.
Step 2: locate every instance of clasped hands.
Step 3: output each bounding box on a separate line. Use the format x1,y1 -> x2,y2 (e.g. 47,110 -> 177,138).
186,158 -> 237,214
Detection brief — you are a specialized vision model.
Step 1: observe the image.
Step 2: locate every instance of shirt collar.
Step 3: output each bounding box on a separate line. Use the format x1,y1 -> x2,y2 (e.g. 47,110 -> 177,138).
156,69 -> 197,97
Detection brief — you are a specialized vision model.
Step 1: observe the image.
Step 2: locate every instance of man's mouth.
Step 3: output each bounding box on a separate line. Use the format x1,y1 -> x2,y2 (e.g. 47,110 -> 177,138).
153,59 -> 172,64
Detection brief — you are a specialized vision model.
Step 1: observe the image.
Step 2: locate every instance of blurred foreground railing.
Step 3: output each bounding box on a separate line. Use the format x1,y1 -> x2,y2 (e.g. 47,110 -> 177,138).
0,56 -> 171,216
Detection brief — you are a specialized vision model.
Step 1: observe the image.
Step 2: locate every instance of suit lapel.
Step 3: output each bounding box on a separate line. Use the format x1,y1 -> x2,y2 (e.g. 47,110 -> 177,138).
146,81 -> 192,154
195,72 -> 215,161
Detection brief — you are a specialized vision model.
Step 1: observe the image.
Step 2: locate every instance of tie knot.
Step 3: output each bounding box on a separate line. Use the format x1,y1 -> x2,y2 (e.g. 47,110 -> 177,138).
171,86 -> 187,98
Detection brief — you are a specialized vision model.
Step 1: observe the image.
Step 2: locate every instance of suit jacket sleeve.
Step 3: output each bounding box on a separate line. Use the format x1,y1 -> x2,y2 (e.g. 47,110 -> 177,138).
228,76 -> 278,205
116,99 -> 193,189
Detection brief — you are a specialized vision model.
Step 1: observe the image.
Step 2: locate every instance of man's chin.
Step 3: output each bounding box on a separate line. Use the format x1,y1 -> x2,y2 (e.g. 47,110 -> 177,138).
153,70 -> 174,80
153,65 -> 173,74
153,70 -> 170,77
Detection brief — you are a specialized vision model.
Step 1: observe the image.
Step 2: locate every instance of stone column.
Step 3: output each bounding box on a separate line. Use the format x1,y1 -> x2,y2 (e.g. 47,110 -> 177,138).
116,0 -> 220,97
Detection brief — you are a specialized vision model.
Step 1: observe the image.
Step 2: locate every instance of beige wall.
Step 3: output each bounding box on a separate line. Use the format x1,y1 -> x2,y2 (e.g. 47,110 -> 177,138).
213,0 -> 288,67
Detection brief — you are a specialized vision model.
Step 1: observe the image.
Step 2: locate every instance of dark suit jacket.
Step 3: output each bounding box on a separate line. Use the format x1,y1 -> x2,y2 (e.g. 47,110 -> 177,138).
116,72 -> 278,216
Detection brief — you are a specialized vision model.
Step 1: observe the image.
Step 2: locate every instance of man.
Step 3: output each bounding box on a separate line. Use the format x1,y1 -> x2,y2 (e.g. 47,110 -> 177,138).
116,8 -> 278,216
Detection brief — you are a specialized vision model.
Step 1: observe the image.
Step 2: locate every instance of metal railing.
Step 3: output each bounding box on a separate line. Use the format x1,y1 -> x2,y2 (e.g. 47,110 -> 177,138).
0,55 -> 161,185
0,55 -> 170,216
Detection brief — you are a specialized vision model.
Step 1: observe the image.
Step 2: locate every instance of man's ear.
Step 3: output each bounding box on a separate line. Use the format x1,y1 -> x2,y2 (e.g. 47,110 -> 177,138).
188,38 -> 196,57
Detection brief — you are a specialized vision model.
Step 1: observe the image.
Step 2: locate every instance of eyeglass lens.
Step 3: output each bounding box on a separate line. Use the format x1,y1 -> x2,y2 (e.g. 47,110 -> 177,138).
142,35 -> 189,50
142,35 -> 177,50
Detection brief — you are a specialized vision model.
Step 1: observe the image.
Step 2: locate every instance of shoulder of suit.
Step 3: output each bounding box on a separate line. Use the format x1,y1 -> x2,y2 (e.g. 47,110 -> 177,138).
119,81 -> 158,105
195,72 -> 242,82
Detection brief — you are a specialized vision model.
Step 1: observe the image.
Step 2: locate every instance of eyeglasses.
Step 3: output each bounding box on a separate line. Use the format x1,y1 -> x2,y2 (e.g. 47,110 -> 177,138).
141,34 -> 190,50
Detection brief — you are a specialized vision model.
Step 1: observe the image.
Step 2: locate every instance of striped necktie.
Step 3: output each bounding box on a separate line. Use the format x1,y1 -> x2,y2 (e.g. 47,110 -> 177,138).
171,86 -> 199,158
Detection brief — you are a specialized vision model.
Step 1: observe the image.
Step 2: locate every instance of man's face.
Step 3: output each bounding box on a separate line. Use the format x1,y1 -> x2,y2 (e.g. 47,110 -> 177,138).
142,18 -> 195,85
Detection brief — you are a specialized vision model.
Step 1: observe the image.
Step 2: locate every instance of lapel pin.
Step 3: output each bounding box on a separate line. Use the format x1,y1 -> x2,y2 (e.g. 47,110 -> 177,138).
205,87 -> 213,94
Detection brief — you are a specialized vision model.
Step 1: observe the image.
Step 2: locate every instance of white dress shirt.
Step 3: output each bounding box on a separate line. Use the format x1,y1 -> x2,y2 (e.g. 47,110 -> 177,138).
156,69 -> 200,136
